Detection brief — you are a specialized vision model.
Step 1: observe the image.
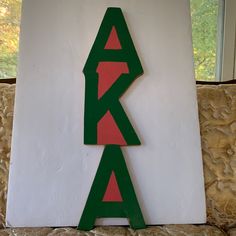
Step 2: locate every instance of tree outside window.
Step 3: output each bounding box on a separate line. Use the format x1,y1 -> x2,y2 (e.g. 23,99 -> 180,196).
191,0 -> 221,81
0,0 -> 21,79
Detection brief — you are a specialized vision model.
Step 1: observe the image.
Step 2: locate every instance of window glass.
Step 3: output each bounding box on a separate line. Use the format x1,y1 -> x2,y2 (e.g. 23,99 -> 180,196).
0,0 -> 21,79
0,0 -> 224,81
191,0 -> 223,81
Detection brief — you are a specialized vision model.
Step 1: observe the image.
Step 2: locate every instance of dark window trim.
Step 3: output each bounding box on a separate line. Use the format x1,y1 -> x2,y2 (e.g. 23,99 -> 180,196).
196,79 -> 236,85
0,78 -> 16,84
0,78 -> 235,85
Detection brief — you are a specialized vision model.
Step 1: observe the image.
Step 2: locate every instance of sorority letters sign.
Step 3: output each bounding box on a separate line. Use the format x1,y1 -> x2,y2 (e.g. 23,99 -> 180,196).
79,8 -> 145,230
6,0 -> 206,228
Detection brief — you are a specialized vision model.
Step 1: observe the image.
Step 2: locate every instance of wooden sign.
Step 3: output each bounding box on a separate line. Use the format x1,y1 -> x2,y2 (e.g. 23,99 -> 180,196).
79,8 -> 145,230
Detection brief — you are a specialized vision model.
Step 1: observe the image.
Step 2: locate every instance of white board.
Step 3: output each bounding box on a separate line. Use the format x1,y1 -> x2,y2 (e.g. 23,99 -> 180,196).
6,0 -> 206,227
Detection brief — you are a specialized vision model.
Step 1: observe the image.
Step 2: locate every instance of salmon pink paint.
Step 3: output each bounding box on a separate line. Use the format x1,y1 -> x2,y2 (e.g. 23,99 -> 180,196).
102,171 -> 123,202
104,26 -> 122,49
97,111 -> 127,145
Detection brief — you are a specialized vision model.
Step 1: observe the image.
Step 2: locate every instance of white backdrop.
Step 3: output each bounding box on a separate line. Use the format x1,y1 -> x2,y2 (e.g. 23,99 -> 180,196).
6,0 -> 206,227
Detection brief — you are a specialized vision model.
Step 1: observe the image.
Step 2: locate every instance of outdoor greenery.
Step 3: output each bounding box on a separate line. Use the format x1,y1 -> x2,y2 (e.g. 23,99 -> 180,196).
191,0 -> 219,81
0,0 -> 21,79
0,0 -> 219,81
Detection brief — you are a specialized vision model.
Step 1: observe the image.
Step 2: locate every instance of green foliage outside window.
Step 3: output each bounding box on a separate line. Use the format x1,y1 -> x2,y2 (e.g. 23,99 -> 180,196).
0,0 -> 21,79
0,0 -> 220,81
191,0 -> 219,81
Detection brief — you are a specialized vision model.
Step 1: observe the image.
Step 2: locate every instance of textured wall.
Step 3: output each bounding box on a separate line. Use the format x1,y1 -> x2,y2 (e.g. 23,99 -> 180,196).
197,85 -> 236,229
0,84 -> 15,228
0,225 -> 227,236
0,84 -> 235,234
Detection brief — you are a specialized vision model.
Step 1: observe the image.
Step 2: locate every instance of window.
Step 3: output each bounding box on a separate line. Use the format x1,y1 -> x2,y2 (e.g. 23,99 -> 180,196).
0,0 -> 21,79
191,0 -> 224,81
0,0 -> 235,82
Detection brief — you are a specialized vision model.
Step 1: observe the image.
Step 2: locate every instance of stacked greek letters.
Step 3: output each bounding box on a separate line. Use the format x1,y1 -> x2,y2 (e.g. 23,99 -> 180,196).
78,8 -> 146,230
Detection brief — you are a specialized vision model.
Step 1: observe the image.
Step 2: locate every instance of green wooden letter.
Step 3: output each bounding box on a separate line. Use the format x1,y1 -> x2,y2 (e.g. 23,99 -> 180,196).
78,145 -> 146,230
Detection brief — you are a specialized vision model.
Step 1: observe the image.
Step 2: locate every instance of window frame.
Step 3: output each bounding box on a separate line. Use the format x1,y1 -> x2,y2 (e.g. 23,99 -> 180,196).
221,0 -> 236,81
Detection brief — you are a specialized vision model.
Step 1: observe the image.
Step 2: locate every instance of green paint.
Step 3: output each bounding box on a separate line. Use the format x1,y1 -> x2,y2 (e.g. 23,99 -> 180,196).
77,145 -> 146,230
83,7 -> 143,145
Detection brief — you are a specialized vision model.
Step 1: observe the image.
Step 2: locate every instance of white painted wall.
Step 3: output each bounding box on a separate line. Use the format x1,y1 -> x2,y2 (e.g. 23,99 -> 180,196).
6,0 -> 206,227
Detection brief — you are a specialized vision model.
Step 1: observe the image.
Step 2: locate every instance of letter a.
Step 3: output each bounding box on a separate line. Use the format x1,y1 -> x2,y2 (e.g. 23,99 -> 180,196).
78,145 -> 146,230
